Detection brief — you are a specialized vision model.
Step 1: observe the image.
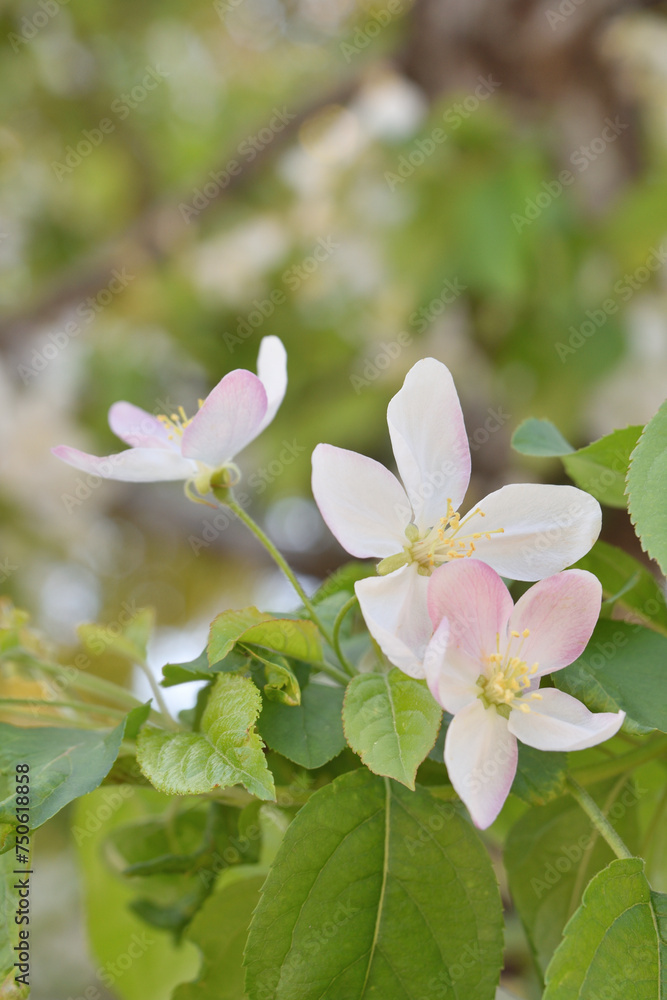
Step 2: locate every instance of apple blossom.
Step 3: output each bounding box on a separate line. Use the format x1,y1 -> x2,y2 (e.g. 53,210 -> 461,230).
311,358 -> 602,676
423,559 -> 624,828
52,336 -> 286,500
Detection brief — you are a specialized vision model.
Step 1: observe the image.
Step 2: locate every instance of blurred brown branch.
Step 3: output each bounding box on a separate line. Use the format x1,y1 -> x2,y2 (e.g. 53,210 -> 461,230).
1,0 -> 660,352
0,75 -> 362,350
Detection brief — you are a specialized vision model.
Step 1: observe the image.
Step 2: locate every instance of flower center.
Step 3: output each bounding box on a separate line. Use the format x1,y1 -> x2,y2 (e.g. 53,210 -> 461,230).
377,499 -> 505,577
157,402 -> 204,441
476,629 -> 542,715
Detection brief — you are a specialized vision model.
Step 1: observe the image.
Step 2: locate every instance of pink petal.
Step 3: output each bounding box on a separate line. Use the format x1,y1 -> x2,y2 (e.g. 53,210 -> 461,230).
256,336 -> 287,433
427,559 -> 513,663
312,444 -> 410,559
355,566 -> 430,678
508,689 -> 625,751
181,370 -> 268,467
507,570 -> 601,676
457,484 -> 602,581
51,445 -> 196,482
424,620 -> 480,714
108,402 -> 175,450
387,358 -> 471,530
445,699 -> 518,829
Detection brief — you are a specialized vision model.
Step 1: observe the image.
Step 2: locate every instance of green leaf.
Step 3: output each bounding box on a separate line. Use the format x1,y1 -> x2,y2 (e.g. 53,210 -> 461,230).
573,539 -> 667,634
245,770 -> 504,1000
75,787 -> 200,1000
511,743 -> 567,806
554,619 -> 667,733
342,669 -> 441,789
174,871 -> 265,999
0,704 -> 150,832
627,400 -> 667,573
511,422 -> 644,507
136,674 -> 275,799
511,418 -> 574,456
209,608 -> 323,666
258,682 -> 345,769
78,607 -> 155,663
162,648 -> 249,687
107,802 -> 214,876
310,561 -> 374,605
246,650 -> 301,706
208,608 -> 274,664
562,425 -> 642,508
543,858 -> 666,999
505,780 -> 640,974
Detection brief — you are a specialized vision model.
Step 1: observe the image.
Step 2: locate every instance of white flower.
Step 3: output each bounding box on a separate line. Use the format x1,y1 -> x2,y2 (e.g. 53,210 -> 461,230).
424,559 -> 624,828
312,358 -> 602,677
53,337 -> 287,498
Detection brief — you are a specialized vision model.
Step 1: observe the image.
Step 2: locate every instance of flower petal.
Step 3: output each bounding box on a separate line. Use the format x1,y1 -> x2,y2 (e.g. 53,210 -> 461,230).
355,566 -> 430,678
427,559 -> 513,663
181,370 -> 268,467
108,402 -> 175,450
424,621 -> 480,714
256,336 -> 287,433
51,445 -> 196,482
312,444 -> 410,559
508,689 -> 624,751
507,570 -> 602,675
459,484 -> 602,581
445,700 -> 518,829
386,358 -> 471,530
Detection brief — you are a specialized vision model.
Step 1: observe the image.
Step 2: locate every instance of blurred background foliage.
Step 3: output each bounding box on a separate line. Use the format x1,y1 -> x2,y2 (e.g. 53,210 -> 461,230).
2,0 -> 667,995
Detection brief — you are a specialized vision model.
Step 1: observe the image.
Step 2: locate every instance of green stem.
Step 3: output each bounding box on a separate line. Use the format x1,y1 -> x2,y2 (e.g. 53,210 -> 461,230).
0,697 -> 126,719
134,661 -> 179,730
565,775 -> 634,860
571,734 -> 667,785
241,642 -> 348,687
567,773 -> 629,919
220,494 -> 353,682
0,706 -> 111,729
23,657 -> 143,710
331,595 -> 359,677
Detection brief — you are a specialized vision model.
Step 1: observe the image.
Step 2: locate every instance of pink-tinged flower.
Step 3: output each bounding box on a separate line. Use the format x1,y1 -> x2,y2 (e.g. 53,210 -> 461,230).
423,559 -> 624,828
53,337 -> 287,499
311,359 -> 602,677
